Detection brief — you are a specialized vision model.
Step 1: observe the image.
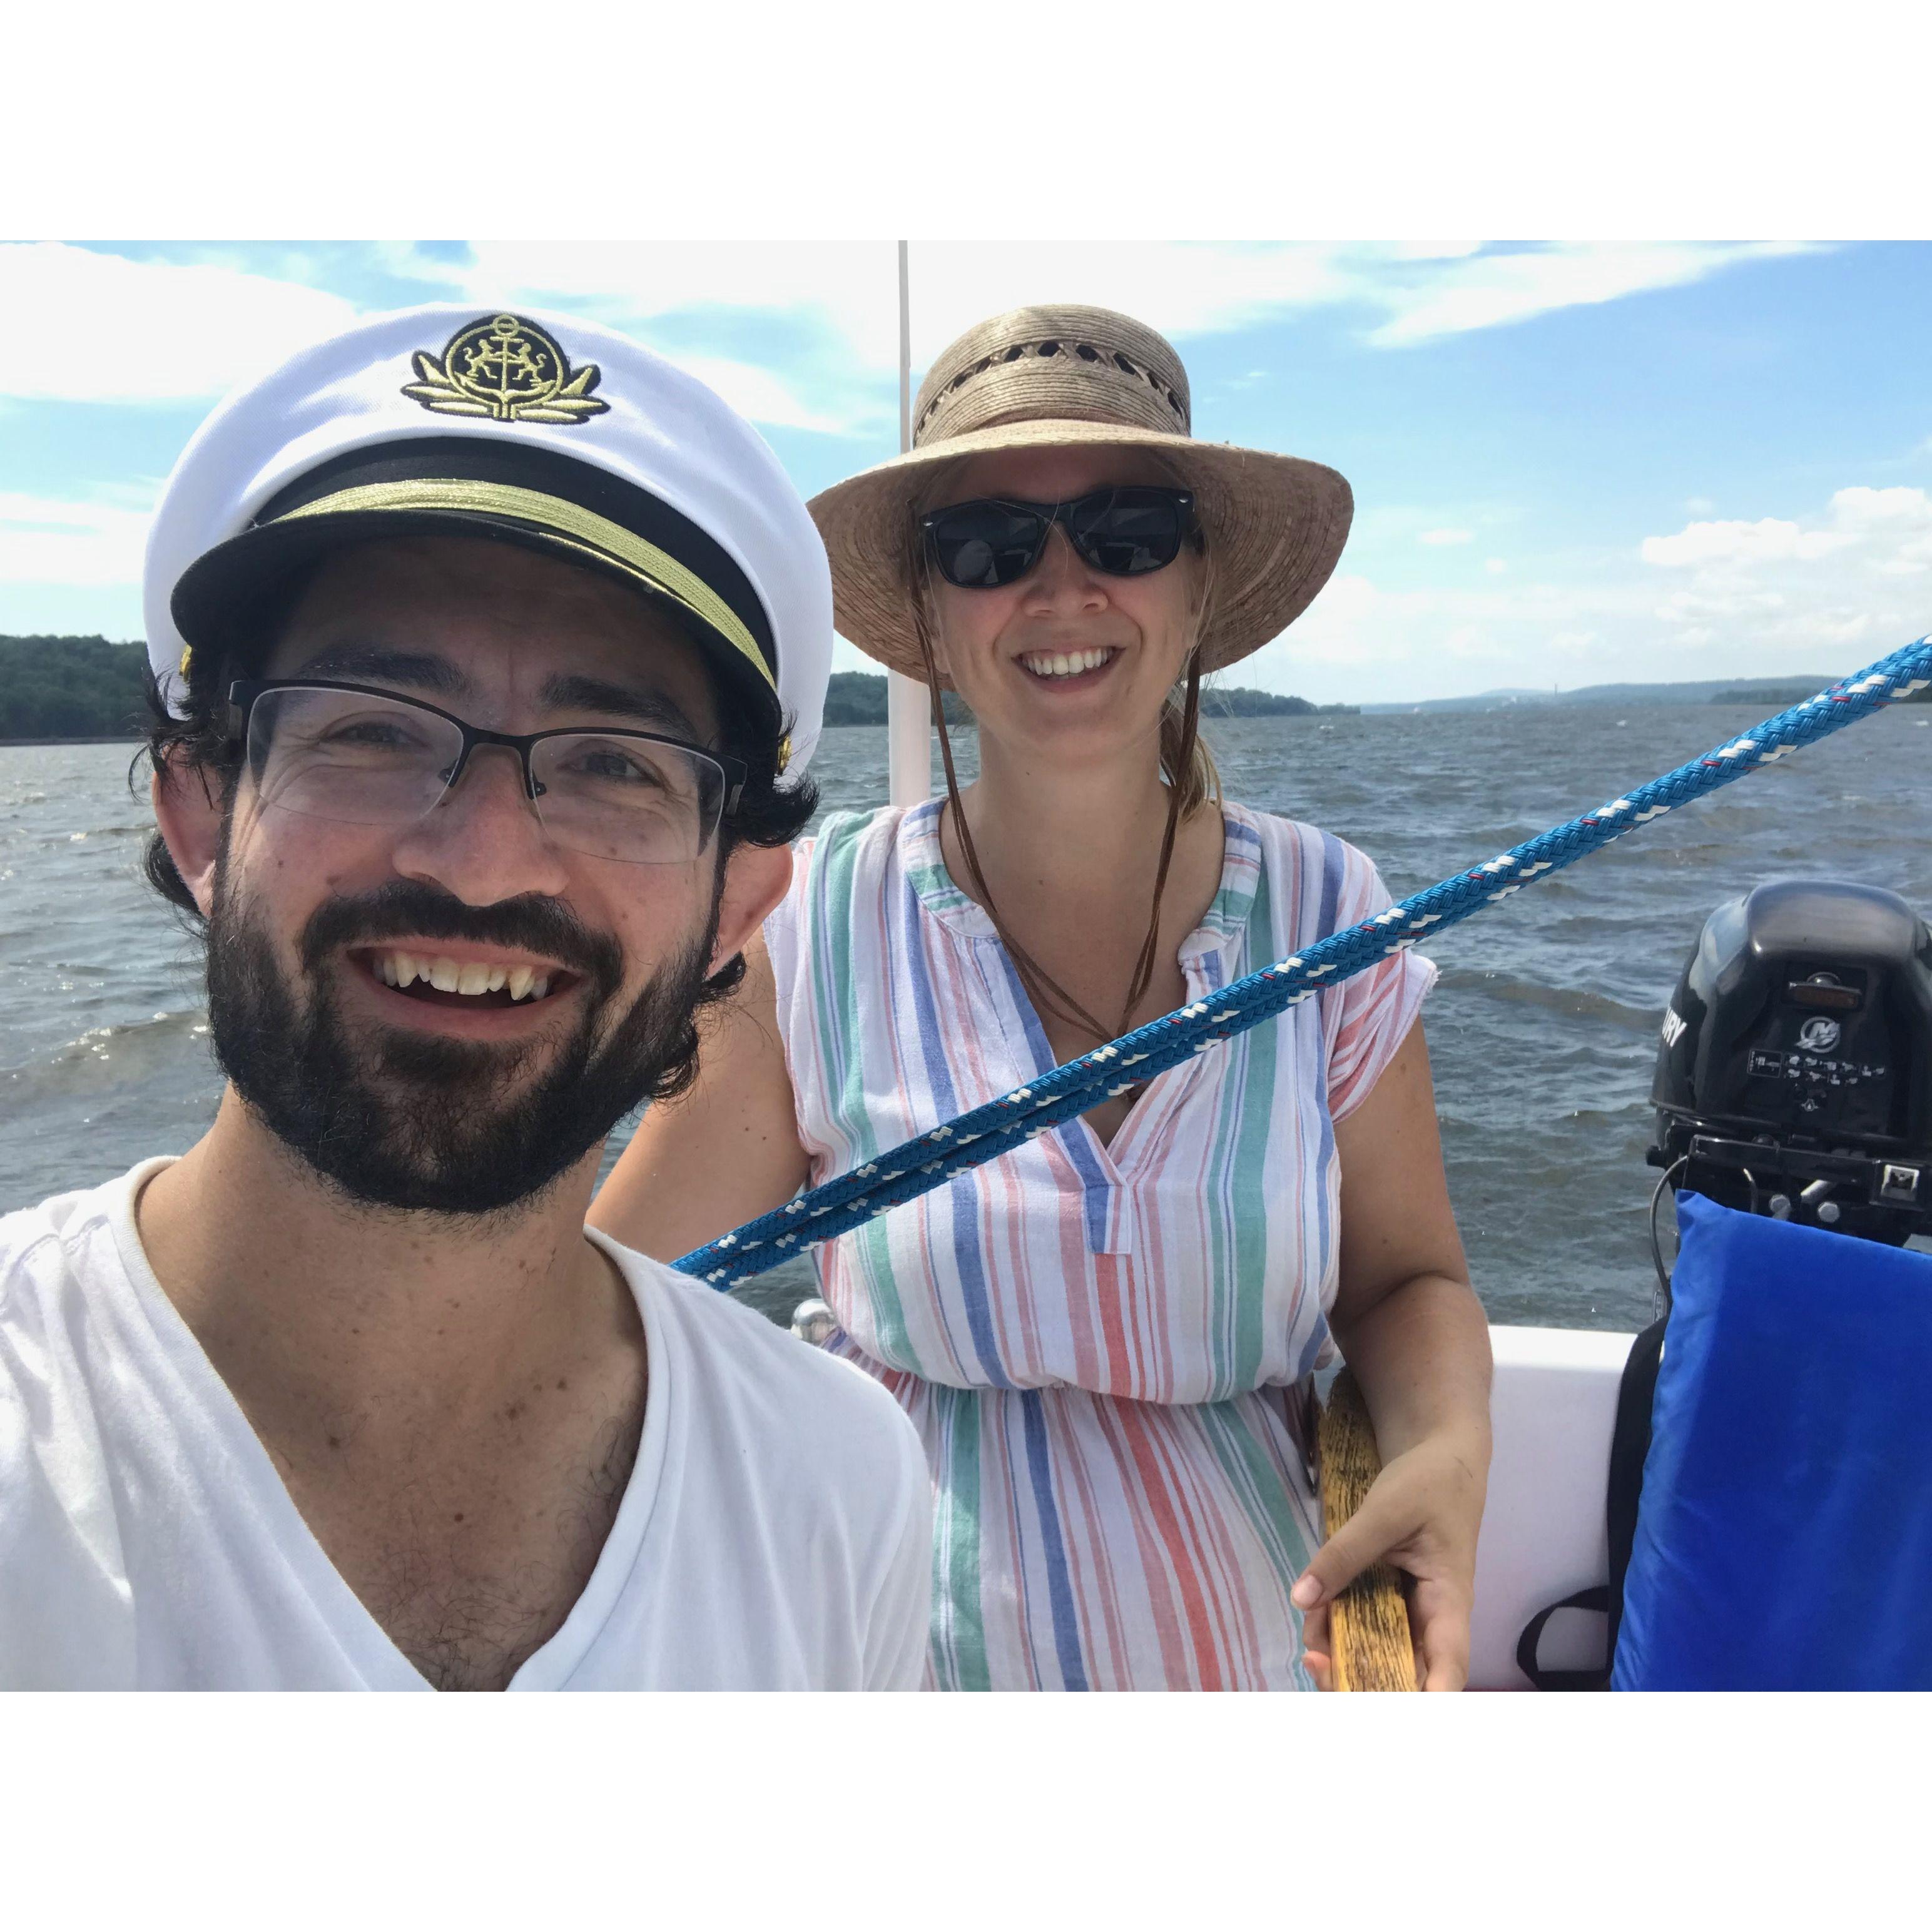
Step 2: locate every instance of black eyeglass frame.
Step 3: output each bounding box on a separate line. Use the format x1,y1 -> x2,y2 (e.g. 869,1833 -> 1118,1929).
918,486 -> 1199,588
225,678 -> 748,825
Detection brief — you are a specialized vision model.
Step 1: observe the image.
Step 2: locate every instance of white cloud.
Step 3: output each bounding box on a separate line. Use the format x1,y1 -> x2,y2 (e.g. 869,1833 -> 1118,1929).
395,238 -> 1819,380
1643,487 -> 1932,572
1419,527 -> 1475,546
1632,484 -> 1932,671
1230,479 -> 1930,704
409,241 -> 1353,381
1641,517 -> 1851,567
0,243 -> 356,402
3,239 -> 1829,436
1830,485 -> 1932,534
1365,242 -> 1819,347
0,491 -> 153,586
1244,567 -> 1641,696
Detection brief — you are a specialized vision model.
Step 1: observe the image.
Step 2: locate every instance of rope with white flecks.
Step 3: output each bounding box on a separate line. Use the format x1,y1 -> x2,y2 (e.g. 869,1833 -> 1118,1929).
675,637 -> 1932,1289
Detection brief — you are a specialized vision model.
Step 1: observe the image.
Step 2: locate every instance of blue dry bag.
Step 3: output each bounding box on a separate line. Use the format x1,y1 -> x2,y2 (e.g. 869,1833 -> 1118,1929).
1612,1191 -> 1932,1690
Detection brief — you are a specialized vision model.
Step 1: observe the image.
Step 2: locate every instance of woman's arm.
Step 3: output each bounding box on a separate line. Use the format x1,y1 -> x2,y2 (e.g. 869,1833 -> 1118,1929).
1294,1019 -> 1493,1690
589,932 -> 812,1263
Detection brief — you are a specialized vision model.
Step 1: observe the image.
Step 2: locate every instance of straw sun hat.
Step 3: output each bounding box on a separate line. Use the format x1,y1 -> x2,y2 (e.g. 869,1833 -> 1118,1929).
807,303 -> 1354,684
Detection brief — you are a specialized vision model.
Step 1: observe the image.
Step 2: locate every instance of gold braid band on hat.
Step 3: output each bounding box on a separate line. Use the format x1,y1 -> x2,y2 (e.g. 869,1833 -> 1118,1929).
274,479 -> 775,692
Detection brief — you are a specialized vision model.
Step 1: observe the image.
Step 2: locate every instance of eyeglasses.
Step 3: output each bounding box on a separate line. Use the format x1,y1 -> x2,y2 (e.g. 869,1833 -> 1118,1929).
920,486 -> 1197,589
226,681 -> 746,867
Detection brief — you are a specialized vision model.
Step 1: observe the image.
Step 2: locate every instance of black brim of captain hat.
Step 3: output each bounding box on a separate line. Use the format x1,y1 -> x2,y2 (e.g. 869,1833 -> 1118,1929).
170,435 -> 783,735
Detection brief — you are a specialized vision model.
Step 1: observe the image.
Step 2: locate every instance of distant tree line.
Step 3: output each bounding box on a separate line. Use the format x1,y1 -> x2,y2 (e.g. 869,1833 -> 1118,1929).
823,671 -> 974,727
1202,686 -> 1359,719
1,641 -> 1362,744
34,637 -> 1909,744
821,668 -> 1355,726
1,636 -> 151,740
1711,683 -> 1929,706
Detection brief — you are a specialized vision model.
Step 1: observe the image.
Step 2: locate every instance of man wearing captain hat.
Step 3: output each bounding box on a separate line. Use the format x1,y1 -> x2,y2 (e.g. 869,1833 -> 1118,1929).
0,306 -> 932,1690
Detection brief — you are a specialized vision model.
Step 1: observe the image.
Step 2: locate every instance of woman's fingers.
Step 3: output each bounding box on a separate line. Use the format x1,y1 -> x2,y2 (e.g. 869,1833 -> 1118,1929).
1295,1438 -> 1486,1690
1410,1577 -> 1473,1691
1299,1596 -> 1335,1690
1292,1480 -> 1418,1611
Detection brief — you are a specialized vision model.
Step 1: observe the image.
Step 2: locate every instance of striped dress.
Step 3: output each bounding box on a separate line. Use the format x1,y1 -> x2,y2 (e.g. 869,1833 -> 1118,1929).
763,798 -> 1434,1690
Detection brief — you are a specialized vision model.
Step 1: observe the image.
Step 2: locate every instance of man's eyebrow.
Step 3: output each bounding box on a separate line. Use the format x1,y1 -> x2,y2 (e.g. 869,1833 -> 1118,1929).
539,673 -> 702,740
287,646 -> 472,699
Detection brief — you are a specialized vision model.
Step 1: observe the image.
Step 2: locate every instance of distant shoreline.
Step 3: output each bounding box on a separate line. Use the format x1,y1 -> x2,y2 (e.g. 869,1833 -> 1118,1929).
0,735 -> 141,748
6,638 -> 1924,748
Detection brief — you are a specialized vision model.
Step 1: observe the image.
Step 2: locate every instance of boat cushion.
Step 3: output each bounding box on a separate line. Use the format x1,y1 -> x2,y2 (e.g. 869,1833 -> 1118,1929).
1614,1191 -> 1932,1690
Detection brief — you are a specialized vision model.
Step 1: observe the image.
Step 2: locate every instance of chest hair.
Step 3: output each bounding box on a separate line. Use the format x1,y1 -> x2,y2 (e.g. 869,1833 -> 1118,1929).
282,1382 -> 644,1692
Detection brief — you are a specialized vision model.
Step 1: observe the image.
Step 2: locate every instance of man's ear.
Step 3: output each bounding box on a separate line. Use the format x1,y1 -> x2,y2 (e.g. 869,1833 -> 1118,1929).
708,841 -> 793,980
150,757 -> 226,920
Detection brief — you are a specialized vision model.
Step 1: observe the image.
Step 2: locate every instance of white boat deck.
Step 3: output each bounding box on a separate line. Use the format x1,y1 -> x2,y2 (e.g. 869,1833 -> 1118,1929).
1469,1323 -> 1634,1689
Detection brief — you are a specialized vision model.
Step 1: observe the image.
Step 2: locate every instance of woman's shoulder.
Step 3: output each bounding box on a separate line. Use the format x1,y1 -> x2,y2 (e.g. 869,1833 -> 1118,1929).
1218,800 -> 1399,929
790,801 -> 927,884
1221,798 -> 1379,872
773,801 -> 932,947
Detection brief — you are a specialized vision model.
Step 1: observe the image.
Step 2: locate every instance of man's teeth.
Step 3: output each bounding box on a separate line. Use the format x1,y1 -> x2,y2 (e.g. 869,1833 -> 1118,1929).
1021,647 -> 1114,678
373,952 -> 552,1001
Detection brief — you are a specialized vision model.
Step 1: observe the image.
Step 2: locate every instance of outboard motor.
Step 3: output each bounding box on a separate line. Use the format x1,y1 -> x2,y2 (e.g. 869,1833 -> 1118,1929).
1647,879 -> 1932,1246
1520,880 -> 1932,1692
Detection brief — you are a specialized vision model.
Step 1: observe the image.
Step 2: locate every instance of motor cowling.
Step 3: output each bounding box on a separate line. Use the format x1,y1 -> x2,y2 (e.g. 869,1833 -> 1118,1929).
1649,879 -> 1932,1243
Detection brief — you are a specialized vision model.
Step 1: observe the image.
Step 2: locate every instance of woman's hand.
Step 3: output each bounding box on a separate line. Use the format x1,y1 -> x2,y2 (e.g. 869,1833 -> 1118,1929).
1316,1020 -> 1495,1690
1293,1423 -> 1488,1691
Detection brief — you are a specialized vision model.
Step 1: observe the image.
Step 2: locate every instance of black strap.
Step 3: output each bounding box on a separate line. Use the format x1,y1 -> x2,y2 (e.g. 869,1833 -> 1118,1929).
1517,1586 -> 1610,1690
1513,1316 -> 1669,1690
1604,1316 -> 1668,1659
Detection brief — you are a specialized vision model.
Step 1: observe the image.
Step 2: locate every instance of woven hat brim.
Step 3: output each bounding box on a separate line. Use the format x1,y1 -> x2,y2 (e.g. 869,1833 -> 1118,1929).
806,419 -> 1353,686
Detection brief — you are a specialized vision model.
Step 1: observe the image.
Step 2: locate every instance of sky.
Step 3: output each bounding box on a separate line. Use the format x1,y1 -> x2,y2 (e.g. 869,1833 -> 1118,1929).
4,238 -> 1930,704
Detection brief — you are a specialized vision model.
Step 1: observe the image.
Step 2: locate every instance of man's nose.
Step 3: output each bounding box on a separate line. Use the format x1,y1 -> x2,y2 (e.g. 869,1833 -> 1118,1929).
388,742 -> 572,904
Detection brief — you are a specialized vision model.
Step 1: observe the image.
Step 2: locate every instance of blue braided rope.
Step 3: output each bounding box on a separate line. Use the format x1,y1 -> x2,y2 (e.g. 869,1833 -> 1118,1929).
676,638 -> 1932,1289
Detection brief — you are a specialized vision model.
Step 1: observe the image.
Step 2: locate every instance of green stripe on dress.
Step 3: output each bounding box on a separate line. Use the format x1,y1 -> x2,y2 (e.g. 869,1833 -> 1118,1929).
1198,1397 -> 1318,1690
933,1384 -> 992,1691
811,816 -> 915,1367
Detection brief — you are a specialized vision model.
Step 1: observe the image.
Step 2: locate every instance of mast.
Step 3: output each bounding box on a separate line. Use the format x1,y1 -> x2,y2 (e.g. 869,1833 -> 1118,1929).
886,239 -> 932,806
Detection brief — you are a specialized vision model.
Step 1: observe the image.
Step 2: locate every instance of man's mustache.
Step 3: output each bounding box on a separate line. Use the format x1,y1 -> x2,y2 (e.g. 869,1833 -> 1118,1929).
298,880 -> 623,992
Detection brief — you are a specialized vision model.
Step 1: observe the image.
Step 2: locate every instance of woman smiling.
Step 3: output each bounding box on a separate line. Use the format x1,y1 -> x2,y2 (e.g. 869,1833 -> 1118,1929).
593,305 -> 1493,1691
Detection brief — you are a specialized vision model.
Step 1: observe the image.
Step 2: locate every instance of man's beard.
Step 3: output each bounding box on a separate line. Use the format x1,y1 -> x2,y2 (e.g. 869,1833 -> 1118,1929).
203,869 -> 720,1216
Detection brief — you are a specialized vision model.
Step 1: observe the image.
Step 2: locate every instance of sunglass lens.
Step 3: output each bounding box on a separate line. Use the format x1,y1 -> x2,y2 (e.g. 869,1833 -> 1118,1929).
930,503 -> 1045,587
1071,489 -> 1188,575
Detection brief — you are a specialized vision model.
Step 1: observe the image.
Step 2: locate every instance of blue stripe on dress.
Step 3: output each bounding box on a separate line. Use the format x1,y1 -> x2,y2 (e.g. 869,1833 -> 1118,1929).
987,946 -> 1119,1256
1019,1390 -> 1090,1690
899,859 -> 1014,1388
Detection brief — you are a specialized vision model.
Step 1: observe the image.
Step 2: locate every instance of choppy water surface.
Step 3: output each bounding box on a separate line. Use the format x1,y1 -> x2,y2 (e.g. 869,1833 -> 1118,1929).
4,704 -> 1927,1332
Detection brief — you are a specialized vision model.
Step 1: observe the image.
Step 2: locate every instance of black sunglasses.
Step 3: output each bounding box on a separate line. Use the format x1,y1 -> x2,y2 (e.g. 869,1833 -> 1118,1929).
920,486 -> 1197,589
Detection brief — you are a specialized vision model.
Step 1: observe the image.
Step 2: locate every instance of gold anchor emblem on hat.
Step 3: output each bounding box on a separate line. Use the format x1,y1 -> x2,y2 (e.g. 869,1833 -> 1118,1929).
403,313 -> 609,425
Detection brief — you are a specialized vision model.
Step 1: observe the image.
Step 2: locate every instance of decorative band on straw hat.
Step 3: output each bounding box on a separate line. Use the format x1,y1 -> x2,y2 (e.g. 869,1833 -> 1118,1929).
807,303 -> 1354,684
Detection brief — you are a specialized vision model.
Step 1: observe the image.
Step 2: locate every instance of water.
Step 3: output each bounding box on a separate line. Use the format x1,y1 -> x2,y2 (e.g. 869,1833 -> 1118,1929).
4,705 -> 1927,1333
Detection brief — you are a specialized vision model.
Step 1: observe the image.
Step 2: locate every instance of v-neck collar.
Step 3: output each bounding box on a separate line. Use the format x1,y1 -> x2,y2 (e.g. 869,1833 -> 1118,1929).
108,1159 -> 669,1691
899,796 -> 1265,1196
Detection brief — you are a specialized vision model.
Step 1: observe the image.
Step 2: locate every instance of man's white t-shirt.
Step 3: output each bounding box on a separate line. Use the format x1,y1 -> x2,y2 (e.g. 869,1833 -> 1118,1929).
0,1161 -> 933,1690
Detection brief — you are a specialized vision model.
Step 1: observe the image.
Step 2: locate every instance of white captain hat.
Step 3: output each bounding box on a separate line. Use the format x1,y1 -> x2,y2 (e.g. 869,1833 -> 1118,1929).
144,303 -> 833,779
